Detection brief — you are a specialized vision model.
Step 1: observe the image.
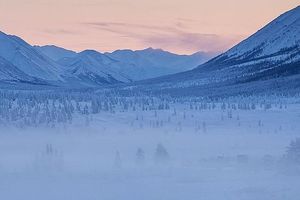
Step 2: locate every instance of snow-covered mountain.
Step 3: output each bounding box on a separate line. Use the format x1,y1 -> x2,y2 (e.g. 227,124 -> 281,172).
131,6 -> 300,97
0,32 -> 64,82
54,47 -> 216,82
34,45 -> 77,61
2,5 -> 298,92
0,56 -> 42,84
225,6 -> 300,61
58,50 -> 132,85
0,31 -> 215,86
0,32 -> 129,86
193,5 -> 299,76
53,47 -> 216,84
106,48 -> 215,80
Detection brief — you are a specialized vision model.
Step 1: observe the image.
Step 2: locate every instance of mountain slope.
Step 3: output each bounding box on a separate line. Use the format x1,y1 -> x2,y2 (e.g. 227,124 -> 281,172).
226,6 -> 300,60
0,32 -> 63,82
58,50 -> 132,85
0,30 -> 215,87
195,6 -> 300,77
0,56 -> 43,84
34,45 -> 77,61
34,44 -> 216,82
57,48 -> 216,84
106,48 -> 216,80
130,6 -> 300,97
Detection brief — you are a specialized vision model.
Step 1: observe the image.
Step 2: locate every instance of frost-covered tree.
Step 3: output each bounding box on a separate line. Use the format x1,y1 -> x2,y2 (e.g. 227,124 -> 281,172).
34,144 -> 64,172
202,121 -> 207,133
114,151 -> 122,168
154,143 -> 169,164
285,138 -> 300,164
135,147 -> 145,165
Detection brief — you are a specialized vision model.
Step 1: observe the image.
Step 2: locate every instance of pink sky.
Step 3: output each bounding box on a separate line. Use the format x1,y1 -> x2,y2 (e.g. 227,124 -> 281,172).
0,0 -> 299,54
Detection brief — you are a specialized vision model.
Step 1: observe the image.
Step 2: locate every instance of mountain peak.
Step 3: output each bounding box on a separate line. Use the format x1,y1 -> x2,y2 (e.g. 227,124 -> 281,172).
34,45 -> 77,61
0,31 -> 7,36
141,47 -> 165,53
0,30 -> 63,82
222,5 -> 300,60
80,49 -> 101,55
291,5 -> 300,12
110,49 -> 134,54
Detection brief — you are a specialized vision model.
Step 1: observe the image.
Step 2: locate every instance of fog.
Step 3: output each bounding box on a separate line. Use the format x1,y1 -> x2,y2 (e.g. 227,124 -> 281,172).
0,92 -> 299,200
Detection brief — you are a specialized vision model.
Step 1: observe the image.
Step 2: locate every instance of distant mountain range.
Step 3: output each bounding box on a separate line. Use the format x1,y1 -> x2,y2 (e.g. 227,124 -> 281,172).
131,6 -> 300,97
0,6 -> 299,97
0,32 -> 216,87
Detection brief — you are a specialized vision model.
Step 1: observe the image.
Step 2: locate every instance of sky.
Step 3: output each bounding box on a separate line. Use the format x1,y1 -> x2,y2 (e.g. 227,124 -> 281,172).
0,0 -> 299,54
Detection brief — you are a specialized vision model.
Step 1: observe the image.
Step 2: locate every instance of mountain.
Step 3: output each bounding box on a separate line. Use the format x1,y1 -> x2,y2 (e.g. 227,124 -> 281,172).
194,5 -> 300,80
223,6 -> 300,61
41,46 -> 216,81
55,47 -> 216,84
4,6 -> 299,92
31,44 -> 216,83
58,50 -> 132,85
0,31 -> 63,82
106,48 -> 215,80
34,45 -> 77,61
0,56 -> 43,84
131,6 -> 300,97
0,32 -> 127,86
0,30 -> 215,87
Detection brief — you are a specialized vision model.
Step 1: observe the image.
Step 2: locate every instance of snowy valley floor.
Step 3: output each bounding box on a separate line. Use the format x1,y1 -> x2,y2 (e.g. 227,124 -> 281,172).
0,100 -> 300,200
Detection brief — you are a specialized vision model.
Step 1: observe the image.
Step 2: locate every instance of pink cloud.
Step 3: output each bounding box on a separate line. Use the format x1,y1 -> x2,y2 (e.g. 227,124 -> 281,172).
83,21 -> 244,53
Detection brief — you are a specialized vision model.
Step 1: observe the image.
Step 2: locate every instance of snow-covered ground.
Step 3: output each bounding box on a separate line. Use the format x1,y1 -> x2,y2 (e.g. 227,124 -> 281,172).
0,96 -> 300,200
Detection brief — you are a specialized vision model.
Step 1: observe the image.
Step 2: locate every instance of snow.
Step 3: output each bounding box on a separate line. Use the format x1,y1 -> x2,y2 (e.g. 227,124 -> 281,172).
0,91 -> 300,200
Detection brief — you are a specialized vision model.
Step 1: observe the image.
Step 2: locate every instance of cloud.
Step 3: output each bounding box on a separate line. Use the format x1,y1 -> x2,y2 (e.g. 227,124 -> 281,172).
42,29 -> 81,36
143,32 -> 242,53
83,21 -> 244,53
83,22 -> 180,34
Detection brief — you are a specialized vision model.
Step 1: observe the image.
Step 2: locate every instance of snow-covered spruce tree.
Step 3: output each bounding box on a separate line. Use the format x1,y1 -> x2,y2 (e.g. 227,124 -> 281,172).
285,138 -> 300,164
135,147 -> 145,166
154,143 -> 170,164
34,144 -> 64,172
114,151 -> 122,168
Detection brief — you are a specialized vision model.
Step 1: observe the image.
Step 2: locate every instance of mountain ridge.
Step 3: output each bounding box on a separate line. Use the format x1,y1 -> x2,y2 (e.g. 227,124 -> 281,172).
0,31 -> 64,82
0,6 -> 299,94
0,33 -> 215,87
127,6 -> 300,97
